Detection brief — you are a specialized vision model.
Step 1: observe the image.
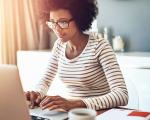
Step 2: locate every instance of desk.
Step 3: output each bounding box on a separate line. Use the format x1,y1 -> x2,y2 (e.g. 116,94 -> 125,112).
96,108 -> 150,120
97,109 -> 108,115
97,107 -> 131,115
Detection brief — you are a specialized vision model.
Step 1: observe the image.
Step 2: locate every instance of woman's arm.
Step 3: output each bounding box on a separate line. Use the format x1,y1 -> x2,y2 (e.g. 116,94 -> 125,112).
34,40 -> 60,98
81,40 -> 129,110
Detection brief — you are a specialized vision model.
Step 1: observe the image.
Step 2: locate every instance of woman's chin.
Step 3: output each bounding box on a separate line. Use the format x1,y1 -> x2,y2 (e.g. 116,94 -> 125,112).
58,37 -> 67,43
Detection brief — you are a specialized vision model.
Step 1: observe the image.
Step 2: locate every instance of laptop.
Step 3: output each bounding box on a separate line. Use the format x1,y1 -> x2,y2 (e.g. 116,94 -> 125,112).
0,65 -> 68,120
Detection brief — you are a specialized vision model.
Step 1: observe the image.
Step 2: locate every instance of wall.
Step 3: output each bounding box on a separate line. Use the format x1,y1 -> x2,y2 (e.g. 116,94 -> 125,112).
97,0 -> 150,52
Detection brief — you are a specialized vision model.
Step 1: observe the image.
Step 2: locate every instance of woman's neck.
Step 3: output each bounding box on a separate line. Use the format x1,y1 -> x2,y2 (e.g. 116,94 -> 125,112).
67,33 -> 89,51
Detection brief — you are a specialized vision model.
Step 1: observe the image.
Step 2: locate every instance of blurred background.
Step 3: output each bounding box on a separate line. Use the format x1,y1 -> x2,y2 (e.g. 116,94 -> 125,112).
0,0 -> 52,64
0,0 -> 150,64
97,0 -> 150,52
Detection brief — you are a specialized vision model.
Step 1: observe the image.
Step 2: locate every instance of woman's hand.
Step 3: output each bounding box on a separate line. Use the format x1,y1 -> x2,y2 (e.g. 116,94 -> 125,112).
25,91 -> 42,109
40,96 -> 86,111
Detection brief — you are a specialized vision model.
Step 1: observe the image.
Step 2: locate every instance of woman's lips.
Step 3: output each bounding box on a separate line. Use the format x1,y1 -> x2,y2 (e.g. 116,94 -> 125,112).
57,34 -> 64,38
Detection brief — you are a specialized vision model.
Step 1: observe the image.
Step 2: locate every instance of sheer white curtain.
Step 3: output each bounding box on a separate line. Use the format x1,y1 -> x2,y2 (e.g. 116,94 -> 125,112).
0,0 -> 50,64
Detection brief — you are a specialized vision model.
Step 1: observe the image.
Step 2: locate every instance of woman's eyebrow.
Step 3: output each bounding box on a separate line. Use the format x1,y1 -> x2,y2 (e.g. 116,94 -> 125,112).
50,18 -> 71,21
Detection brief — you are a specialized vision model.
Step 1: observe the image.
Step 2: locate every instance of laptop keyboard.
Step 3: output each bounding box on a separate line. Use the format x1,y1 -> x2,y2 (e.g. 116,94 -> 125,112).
31,115 -> 68,120
31,115 -> 50,120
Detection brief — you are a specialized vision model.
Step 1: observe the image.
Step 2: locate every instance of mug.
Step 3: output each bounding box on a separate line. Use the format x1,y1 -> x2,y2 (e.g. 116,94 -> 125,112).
68,108 -> 96,120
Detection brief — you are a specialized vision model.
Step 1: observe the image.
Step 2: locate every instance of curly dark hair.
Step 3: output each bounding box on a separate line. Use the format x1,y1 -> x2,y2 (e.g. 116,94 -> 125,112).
39,0 -> 98,32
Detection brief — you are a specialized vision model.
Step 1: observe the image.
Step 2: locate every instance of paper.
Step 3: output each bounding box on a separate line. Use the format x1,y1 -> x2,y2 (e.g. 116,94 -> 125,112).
96,108 -> 150,120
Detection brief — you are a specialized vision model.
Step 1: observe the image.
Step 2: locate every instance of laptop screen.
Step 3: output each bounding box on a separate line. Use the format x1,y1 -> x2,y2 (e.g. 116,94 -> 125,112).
0,65 -> 31,120
0,65 -> 68,120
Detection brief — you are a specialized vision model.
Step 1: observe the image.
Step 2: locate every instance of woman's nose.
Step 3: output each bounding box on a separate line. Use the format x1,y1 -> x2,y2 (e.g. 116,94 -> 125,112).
55,24 -> 62,32
53,26 -> 62,36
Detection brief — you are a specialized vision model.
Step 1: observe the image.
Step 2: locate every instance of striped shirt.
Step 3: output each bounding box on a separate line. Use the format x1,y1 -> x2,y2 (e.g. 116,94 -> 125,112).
35,32 -> 128,110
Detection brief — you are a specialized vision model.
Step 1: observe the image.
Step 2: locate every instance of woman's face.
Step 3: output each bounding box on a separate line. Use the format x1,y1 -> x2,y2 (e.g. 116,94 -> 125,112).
49,9 -> 80,42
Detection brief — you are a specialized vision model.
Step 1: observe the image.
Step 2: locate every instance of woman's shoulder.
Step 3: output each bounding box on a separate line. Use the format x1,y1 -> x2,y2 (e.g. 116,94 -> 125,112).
88,32 -> 113,55
89,32 -> 109,46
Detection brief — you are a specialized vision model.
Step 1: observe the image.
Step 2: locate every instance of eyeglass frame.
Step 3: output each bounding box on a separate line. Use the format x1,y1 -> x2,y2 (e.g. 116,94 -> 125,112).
46,18 -> 74,29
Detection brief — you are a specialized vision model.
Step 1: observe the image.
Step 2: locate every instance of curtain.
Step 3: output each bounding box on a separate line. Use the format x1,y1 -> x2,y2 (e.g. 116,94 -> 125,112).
0,0 -> 50,64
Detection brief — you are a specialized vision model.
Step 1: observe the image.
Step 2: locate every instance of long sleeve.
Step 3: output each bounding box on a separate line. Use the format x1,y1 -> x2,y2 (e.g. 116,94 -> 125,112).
34,40 -> 59,97
82,38 -> 128,110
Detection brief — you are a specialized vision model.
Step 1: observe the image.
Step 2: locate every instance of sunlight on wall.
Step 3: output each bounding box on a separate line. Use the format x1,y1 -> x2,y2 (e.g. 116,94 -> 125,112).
0,0 -> 40,64
0,0 -> 3,63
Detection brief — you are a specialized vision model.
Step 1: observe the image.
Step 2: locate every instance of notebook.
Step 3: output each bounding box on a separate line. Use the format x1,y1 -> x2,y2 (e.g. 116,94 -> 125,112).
0,65 -> 68,120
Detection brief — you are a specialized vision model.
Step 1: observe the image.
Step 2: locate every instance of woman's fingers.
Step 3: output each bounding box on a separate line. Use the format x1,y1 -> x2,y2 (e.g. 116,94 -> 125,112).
29,91 -> 35,108
40,96 -> 61,107
41,100 -> 63,110
26,91 -> 41,108
25,91 -> 31,101
35,95 -> 41,104
47,105 -> 61,110
25,91 -> 42,109
40,97 -> 50,107
40,96 -> 72,111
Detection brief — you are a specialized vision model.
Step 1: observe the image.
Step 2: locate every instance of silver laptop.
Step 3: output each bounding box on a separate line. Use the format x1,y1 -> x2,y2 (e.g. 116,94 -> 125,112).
0,65 -> 68,120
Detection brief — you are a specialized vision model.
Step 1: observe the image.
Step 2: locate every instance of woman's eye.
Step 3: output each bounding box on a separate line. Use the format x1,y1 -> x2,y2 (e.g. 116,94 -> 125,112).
60,21 -> 68,24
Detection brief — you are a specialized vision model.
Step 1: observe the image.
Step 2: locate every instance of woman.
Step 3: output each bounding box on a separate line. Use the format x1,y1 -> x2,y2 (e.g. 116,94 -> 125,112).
26,0 -> 128,111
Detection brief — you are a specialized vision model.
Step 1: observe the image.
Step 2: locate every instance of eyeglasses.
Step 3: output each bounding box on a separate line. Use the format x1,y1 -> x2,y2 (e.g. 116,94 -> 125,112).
46,18 -> 74,29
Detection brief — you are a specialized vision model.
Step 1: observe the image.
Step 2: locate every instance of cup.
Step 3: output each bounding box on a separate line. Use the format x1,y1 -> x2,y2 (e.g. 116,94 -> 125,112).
68,108 -> 96,120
